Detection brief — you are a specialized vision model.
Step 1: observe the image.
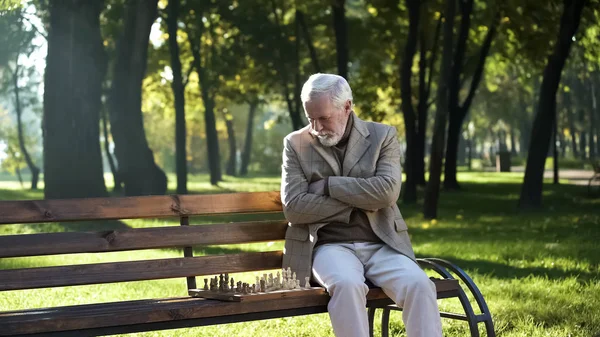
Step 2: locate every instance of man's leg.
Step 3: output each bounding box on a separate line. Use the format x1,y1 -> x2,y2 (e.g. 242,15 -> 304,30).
312,243 -> 370,337
363,243 -> 442,337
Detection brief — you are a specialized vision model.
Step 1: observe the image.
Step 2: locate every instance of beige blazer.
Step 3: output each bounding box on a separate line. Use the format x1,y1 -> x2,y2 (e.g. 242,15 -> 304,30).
280,114 -> 415,282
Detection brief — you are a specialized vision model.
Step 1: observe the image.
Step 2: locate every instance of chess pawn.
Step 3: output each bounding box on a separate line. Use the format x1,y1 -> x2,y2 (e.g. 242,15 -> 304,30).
224,273 -> 229,291
260,279 -> 266,292
237,281 -> 242,293
230,278 -> 235,292
252,284 -> 256,293
282,278 -> 288,290
305,277 -> 310,288
268,273 -> 274,287
292,272 -> 296,282
203,278 -> 209,291
287,267 -> 292,279
276,272 -> 281,287
242,283 -> 247,294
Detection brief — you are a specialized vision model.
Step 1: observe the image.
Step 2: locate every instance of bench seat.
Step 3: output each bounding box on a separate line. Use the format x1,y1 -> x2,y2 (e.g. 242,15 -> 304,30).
0,280 -> 459,336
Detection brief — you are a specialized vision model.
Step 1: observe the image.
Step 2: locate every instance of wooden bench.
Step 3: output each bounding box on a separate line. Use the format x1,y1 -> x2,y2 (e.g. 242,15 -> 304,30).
0,192 -> 495,336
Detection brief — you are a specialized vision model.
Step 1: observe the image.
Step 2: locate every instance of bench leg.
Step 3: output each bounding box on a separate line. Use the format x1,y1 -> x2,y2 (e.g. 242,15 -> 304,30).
426,258 -> 495,337
368,307 -> 376,337
379,259 -> 495,337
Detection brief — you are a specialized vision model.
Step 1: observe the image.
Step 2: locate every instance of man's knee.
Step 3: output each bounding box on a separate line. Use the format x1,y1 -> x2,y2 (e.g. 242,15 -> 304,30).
406,271 -> 436,295
328,277 -> 369,296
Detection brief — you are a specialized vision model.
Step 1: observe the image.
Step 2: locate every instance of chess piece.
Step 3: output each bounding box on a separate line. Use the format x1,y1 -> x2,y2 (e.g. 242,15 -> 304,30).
287,267 -> 292,279
256,275 -> 260,288
219,274 -> 224,292
260,279 -> 266,292
268,273 -> 274,288
230,278 -> 235,292
252,284 -> 256,293
237,281 -> 242,293
276,272 -> 281,288
224,273 -> 229,291
203,278 -> 209,291
305,277 -> 310,288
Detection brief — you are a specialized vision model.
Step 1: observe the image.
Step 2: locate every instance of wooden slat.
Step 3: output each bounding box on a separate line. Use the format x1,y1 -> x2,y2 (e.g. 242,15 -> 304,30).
0,280 -> 459,335
0,221 -> 288,258
0,251 -> 283,291
0,191 -> 282,225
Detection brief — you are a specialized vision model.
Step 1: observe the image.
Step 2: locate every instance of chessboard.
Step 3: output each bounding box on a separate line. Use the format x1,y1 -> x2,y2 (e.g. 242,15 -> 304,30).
189,287 -> 327,302
188,268 -> 326,302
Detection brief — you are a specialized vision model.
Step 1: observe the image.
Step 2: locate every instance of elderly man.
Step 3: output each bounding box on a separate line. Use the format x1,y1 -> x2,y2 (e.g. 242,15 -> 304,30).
280,73 -> 442,337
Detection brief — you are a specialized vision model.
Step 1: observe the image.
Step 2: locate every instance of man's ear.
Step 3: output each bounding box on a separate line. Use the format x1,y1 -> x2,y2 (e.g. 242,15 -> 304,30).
345,100 -> 352,113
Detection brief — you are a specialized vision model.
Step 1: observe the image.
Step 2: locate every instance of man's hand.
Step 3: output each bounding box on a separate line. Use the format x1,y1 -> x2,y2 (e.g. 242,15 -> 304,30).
308,178 -> 328,195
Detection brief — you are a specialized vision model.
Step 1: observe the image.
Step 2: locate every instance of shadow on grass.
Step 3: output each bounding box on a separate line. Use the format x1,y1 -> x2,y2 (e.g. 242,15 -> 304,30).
417,255 -> 598,283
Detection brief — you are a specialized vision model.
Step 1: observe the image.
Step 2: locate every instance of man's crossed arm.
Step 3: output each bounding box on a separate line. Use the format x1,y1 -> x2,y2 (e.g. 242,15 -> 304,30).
281,127 -> 402,225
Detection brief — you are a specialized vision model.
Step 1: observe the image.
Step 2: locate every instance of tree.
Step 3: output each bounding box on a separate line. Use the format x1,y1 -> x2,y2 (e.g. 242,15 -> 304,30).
107,0 -> 167,196
423,0 -> 455,219
399,0 -> 420,204
443,0 -> 499,190
0,8 -> 41,190
519,0 -> 586,209
166,0 -> 189,194
332,0 -> 348,79
43,0 -> 107,199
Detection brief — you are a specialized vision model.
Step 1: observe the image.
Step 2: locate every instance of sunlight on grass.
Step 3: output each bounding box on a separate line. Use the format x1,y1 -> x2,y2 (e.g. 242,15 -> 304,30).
1,172 -> 599,336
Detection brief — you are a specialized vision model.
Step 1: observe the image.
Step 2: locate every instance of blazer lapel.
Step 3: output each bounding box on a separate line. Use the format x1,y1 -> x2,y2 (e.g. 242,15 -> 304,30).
310,137 -> 341,176
343,115 -> 371,176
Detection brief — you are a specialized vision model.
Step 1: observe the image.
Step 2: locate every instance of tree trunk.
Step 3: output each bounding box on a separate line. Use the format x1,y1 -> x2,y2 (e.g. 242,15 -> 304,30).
43,0 -> 107,199
591,73 -> 598,159
240,100 -> 258,176
108,0 -> 166,196
423,0 -> 455,219
197,66 -> 221,185
564,87 -> 579,157
518,93 -> 532,155
332,0 -> 348,79
270,0 -> 303,131
444,6 -> 497,190
296,10 -> 321,73
415,15 -> 442,186
400,0 -> 420,204
579,108 -> 587,160
167,0 -> 187,195
553,108 -> 559,184
223,111 -> 237,176
101,106 -> 122,193
12,63 -> 40,190
509,125 -> 518,156
519,0 -> 585,209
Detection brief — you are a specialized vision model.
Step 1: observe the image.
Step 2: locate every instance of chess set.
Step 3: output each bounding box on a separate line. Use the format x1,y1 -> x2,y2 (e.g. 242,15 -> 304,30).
189,267 -> 326,302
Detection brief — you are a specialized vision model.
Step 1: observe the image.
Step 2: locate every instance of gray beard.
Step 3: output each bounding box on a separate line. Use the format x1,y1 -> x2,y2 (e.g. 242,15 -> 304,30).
318,134 -> 341,147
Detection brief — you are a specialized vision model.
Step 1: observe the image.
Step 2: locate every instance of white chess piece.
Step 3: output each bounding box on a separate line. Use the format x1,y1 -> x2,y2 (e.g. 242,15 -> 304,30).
304,276 -> 310,288
287,267 -> 292,279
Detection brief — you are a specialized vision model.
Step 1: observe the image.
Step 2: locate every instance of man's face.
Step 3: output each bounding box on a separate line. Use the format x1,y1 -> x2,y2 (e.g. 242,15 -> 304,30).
304,95 -> 351,147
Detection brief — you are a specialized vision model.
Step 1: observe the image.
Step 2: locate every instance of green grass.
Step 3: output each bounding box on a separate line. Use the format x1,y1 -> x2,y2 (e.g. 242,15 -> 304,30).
1,172 -> 599,336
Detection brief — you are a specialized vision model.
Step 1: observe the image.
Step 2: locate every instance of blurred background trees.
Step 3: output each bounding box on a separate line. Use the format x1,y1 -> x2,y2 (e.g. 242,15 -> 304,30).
0,0 -> 599,216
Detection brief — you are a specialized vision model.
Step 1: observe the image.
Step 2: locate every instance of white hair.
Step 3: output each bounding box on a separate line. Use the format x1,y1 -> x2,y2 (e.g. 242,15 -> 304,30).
300,73 -> 353,110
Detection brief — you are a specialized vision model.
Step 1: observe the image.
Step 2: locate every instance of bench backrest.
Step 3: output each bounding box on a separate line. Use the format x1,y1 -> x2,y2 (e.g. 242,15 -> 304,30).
0,192 -> 286,292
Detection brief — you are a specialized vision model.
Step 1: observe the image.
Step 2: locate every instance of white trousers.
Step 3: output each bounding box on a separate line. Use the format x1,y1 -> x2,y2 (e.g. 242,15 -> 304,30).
312,242 -> 442,337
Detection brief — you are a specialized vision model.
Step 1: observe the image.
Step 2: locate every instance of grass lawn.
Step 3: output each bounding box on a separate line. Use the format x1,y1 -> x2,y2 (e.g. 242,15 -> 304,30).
0,171 -> 599,337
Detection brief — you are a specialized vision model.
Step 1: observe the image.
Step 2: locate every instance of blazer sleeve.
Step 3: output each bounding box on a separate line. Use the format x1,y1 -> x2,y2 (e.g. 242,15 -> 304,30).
328,127 -> 402,211
280,136 -> 354,225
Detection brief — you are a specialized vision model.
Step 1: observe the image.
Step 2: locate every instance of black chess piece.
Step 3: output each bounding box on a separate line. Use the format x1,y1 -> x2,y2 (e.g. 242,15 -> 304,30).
203,278 -> 208,291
